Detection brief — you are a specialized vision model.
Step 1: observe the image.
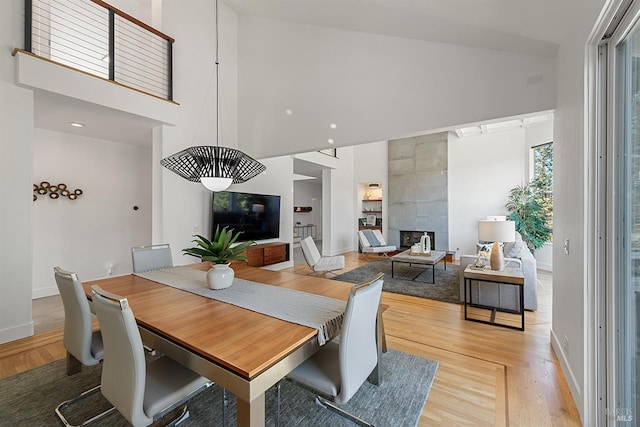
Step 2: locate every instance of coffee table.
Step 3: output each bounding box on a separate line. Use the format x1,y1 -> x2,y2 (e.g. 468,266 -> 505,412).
390,249 -> 446,284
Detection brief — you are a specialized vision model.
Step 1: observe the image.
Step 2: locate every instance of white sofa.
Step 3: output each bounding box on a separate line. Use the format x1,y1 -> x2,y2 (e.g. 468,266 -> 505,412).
459,232 -> 538,311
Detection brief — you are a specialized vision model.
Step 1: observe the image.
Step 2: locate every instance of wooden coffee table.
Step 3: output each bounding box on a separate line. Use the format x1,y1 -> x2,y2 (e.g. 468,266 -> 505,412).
390,250 -> 446,284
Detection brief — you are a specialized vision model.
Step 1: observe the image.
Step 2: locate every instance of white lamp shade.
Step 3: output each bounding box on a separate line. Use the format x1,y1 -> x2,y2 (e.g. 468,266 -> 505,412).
478,220 -> 515,243
201,177 -> 233,192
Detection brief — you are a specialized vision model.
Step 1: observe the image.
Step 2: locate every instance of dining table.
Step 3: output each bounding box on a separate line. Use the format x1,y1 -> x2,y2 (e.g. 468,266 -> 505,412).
81,261 -> 386,427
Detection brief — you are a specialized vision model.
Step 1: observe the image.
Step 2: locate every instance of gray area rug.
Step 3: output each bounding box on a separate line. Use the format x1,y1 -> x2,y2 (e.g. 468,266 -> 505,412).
333,259 -> 462,304
0,349 -> 437,427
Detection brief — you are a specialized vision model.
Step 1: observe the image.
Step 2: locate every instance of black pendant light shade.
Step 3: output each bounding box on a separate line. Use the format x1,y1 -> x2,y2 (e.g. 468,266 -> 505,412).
160,0 -> 265,191
160,146 -> 266,184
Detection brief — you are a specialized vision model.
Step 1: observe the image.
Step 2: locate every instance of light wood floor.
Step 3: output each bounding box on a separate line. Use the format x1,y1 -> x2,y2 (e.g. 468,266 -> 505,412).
0,252 -> 581,426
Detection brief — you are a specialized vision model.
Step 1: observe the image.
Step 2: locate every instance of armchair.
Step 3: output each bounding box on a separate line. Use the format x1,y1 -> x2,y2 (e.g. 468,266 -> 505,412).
300,236 -> 345,276
358,230 -> 397,261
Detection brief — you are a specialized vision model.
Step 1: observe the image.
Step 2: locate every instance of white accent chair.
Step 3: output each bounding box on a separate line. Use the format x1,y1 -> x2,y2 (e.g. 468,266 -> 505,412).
131,244 -> 173,273
284,273 -> 384,426
91,285 -> 212,427
53,267 -> 116,426
300,236 -> 346,276
358,230 -> 397,261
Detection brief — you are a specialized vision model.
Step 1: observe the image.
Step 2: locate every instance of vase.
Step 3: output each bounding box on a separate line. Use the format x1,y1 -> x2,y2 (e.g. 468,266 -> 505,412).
420,232 -> 431,253
207,263 -> 234,290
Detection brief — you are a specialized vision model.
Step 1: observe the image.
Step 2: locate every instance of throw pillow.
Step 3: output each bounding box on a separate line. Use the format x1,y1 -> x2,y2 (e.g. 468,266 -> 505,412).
477,243 -> 493,255
503,232 -> 526,258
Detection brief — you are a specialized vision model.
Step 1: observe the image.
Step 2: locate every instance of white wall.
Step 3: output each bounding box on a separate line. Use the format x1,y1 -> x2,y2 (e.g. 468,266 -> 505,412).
295,149 -> 357,255
353,140 -> 388,246
293,180 -> 323,240
552,1 -> 607,423
238,15 -> 557,159
448,129 -> 526,256
327,146 -> 356,255
0,81 -> 34,343
0,0 -> 35,343
159,0 -> 239,264
32,129 -> 152,297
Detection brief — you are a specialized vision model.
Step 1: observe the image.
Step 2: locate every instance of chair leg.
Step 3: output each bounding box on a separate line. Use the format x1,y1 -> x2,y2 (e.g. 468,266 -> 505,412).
55,385 -> 116,427
167,405 -> 190,426
314,396 -> 374,427
277,382 -> 281,427
223,388 -> 229,427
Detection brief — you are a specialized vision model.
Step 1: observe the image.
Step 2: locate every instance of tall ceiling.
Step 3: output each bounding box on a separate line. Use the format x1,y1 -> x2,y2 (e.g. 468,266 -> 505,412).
35,1 -> 583,147
225,0 -> 582,58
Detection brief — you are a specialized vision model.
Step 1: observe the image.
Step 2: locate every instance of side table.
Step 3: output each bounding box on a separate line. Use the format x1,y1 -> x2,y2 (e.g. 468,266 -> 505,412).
463,265 -> 525,331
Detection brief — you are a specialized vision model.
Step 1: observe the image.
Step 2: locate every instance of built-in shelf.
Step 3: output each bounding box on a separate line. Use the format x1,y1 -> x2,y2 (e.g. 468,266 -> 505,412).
359,198 -> 383,230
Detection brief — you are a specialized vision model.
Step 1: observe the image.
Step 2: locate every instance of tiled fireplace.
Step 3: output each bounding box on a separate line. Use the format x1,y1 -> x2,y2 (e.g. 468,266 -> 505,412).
399,230 -> 435,250
388,131 -> 449,251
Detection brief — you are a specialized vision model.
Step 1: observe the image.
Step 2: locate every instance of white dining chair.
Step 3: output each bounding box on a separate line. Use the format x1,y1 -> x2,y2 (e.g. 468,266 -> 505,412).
53,267 -> 116,426
91,285 -> 212,427
131,244 -> 173,273
283,273 -> 384,426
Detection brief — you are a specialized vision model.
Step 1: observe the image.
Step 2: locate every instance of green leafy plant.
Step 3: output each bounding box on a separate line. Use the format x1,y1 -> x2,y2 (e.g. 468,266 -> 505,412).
182,226 -> 254,264
505,181 -> 552,251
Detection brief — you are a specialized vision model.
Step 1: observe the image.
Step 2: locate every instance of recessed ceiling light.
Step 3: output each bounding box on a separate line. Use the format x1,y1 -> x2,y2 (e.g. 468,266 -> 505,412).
330,123 -> 337,129
328,138 -> 334,144
285,109 -> 293,115
69,122 -> 85,128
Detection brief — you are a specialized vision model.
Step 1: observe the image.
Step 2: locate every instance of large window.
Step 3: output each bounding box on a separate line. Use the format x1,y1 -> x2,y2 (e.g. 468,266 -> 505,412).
602,7 -> 640,422
532,142 -> 553,236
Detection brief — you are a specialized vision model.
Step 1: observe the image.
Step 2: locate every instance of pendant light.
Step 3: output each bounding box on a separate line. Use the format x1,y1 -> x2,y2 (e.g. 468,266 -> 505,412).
160,0 -> 265,191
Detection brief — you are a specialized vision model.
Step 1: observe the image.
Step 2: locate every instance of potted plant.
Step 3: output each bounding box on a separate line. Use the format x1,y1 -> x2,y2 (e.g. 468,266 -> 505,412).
182,226 -> 254,289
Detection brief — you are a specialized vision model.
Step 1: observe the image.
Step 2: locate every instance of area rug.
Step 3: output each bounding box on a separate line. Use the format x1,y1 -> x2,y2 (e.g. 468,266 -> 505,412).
333,259 -> 462,304
0,349 -> 437,427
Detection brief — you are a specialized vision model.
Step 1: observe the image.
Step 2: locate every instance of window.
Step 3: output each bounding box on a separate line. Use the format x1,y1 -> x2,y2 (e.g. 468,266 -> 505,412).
532,142 -> 553,236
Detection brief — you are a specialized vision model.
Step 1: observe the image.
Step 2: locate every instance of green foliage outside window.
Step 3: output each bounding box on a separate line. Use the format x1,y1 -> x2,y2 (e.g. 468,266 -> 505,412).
505,143 -> 553,251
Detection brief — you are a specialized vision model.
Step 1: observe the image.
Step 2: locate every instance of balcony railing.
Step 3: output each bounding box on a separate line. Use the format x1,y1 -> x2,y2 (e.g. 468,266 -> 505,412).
24,0 -> 174,101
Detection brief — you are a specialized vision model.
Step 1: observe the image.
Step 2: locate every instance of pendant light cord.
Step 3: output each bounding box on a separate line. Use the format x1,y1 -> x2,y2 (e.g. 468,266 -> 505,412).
215,0 -> 220,150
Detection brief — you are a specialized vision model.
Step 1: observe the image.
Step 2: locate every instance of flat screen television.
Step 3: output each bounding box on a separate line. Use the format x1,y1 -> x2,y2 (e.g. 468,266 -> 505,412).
212,191 -> 281,242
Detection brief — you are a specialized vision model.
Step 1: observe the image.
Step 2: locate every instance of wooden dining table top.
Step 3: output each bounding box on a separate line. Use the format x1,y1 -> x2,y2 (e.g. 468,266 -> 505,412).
83,262 -> 355,380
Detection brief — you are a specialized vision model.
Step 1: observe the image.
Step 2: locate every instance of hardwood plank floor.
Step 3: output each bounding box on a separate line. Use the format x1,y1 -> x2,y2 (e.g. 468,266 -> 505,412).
0,251 -> 581,426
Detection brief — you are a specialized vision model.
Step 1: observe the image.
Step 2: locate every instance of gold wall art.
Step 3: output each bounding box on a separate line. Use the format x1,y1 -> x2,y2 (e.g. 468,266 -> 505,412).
33,181 -> 83,201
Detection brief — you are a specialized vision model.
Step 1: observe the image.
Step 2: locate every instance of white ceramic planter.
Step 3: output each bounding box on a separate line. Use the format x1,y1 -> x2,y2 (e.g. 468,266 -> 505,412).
207,263 -> 234,290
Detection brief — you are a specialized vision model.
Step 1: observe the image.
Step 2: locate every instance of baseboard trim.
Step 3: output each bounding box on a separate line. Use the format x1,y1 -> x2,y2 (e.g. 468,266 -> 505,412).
0,321 -> 34,344
32,286 -> 59,300
550,329 -> 582,415
536,262 -> 553,271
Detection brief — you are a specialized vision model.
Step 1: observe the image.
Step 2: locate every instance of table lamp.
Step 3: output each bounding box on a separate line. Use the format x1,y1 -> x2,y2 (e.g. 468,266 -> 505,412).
478,219 -> 515,271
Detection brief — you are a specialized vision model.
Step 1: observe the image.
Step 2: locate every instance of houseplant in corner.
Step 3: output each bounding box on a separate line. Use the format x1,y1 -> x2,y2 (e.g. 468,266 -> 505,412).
182,226 -> 254,290
505,181 -> 552,251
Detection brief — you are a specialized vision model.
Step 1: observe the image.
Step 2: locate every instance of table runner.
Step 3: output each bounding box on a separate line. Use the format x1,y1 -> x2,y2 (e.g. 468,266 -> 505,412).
134,266 -> 345,345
